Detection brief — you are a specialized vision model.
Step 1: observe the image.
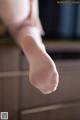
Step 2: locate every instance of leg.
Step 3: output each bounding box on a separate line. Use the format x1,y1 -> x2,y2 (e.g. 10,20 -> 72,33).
1,0 -> 59,94
14,0 -> 59,94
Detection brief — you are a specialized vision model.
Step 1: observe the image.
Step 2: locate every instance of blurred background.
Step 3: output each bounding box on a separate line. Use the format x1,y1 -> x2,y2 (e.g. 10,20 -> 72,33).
39,0 -> 80,40
0,0 -> 80,120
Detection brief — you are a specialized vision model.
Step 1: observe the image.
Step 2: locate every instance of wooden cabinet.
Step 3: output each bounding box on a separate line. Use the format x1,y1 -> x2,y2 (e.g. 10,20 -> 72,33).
0,42 -> 80,120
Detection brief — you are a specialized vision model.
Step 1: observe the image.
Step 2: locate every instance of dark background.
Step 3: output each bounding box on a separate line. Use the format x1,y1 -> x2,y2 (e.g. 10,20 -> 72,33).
39,0 -> 80,40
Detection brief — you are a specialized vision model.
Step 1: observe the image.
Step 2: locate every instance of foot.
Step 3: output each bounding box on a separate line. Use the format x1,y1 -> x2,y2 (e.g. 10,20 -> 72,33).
20,33 -> 59,94
29,49 -> 59,94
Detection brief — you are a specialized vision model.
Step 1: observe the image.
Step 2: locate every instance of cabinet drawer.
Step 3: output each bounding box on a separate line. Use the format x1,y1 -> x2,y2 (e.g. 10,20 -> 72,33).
20,101 -> 80,120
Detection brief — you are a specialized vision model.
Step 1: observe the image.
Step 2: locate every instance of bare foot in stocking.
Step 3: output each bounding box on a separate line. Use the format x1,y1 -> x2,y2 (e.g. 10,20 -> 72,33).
19,32 -> 59,94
